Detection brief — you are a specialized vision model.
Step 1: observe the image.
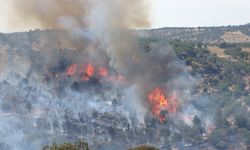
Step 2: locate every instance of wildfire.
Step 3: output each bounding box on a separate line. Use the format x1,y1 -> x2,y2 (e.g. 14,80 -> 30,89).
82,64 -> 95,81
65,62 -> 112,81
66,64 -> 77,76
65,63 -> 178,123
65,61 -> 130,83
148,87 -> 179,123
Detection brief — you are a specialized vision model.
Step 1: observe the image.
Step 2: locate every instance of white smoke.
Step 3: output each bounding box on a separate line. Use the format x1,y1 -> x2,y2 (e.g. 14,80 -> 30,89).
0,0 -> 200,149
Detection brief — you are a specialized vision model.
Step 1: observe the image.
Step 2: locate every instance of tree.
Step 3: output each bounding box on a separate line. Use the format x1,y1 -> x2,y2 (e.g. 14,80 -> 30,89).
192,116 -> 204,135
235,114 -> 248,129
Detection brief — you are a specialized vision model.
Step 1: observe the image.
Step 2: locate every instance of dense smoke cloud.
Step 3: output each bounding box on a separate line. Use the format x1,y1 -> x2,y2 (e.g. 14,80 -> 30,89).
0,0 -> 199,150
8,0 -> 90,29
7,0 -> 150,30
3,0 -> 194,127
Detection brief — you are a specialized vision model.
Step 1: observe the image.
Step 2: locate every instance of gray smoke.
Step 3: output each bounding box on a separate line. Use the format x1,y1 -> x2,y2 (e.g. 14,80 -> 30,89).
0,0 -> 198,150
5,0 -> 150,30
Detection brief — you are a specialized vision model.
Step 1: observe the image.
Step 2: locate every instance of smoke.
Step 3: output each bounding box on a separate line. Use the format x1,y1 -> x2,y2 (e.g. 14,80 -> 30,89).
7,0 -> 90,29
84,0 -> 189,107
6,0 -> 150,30
0,0 -> 199,149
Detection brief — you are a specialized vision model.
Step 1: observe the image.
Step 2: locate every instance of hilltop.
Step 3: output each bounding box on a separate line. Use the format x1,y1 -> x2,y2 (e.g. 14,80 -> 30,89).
137,24 -> 250,43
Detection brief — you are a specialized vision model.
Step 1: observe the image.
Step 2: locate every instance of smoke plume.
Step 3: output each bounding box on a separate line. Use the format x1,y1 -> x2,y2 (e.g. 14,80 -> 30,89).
0,0 -> 197,149
7,0 -> 150,30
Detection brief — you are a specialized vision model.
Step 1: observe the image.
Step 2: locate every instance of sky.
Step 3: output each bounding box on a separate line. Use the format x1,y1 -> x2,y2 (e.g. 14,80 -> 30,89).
151,0 -> 250,28
0,0 -> 250,32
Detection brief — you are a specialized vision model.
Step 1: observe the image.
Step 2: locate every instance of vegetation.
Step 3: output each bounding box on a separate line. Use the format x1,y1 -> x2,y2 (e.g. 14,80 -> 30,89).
44,39 -> 250,150
43,141 -> 89,150
2,26 -> 250,149
43,142 -> 158,150
169,40 -> 250,148
128,145 -> 159,150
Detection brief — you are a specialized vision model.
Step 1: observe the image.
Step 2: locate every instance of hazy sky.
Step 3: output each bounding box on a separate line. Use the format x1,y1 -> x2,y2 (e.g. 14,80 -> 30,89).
0,0 -> 250,32
151,0 -> 250,28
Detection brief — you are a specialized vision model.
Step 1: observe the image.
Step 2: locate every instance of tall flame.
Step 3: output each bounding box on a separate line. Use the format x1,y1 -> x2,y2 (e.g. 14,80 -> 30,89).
148,88 -> 179,123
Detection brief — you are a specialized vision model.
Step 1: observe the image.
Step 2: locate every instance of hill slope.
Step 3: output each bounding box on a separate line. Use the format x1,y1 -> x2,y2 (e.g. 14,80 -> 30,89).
0,25 -> 250,149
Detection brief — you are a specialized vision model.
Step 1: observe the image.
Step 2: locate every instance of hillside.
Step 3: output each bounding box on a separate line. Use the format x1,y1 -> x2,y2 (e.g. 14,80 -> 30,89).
137,24 -> 250,43
0,25 -> 250,150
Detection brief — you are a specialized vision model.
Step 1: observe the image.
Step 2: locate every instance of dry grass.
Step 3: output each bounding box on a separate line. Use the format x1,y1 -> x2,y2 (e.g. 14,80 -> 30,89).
221,31 -> 250,43
128,145 -> 159,150
207,46 -> 230,58
242,47 -> 250,53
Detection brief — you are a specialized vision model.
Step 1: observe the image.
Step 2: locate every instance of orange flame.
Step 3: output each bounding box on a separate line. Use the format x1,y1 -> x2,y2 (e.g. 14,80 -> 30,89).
148,88 -> 179,123
65,63 -> 128,83
66,64 -> 77,76
82,64 -> 95,81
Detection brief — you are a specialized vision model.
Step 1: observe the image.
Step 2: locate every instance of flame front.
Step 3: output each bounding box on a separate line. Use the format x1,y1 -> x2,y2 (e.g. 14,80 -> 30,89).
148,88 -> 179,123
65,62 -> 128,83
65,62 -> 124,84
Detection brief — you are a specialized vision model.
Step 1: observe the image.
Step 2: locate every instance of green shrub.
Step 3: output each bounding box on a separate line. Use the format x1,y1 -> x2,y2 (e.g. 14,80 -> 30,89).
128,145 -> 159,150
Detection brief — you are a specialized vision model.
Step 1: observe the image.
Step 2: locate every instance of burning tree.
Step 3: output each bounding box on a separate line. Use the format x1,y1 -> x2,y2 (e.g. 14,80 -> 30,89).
148,88 -> 179,123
